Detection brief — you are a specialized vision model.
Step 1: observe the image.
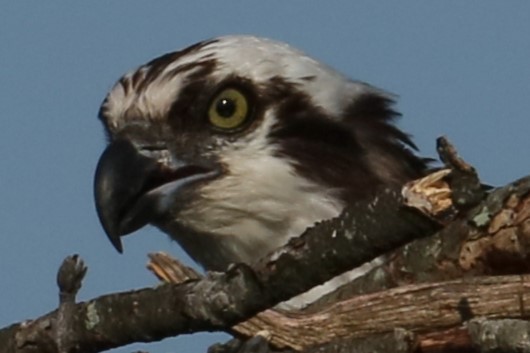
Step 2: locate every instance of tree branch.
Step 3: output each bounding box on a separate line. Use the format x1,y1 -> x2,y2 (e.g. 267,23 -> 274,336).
3,137 -> 527,353
0,182 -> 437,353
148,167 -> 530,350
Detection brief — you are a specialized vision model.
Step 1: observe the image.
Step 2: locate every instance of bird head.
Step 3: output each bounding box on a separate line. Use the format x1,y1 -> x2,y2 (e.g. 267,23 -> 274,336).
94,36 -> 426,271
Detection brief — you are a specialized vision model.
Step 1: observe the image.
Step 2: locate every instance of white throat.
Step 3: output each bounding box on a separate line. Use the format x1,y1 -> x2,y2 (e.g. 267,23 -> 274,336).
179,111 -> 344,266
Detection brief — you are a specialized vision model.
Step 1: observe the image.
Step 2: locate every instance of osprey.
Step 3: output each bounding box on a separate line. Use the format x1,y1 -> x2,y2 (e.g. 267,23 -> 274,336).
94,35 -> 427,307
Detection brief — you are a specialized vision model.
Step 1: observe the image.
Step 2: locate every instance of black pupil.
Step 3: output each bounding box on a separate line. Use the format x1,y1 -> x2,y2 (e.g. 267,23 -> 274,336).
216,98 -> 236,118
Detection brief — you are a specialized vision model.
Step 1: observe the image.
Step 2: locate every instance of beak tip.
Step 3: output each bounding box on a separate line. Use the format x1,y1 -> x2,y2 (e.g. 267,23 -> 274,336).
94,139 -> 155,254
106,230 -> 124,253
112,238 -> 124,254
95,204 -> 125,253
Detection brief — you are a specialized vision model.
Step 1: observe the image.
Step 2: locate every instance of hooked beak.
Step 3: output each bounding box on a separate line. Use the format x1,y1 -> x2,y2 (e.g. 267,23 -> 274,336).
94,139 -> 217,253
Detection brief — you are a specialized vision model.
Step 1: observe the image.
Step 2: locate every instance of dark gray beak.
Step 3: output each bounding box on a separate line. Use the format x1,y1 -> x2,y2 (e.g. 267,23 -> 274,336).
94,139 -> 217,253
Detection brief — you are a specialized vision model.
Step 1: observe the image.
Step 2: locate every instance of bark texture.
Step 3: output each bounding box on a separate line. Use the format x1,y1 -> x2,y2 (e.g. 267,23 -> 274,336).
2,138 -> 530,353
0,184 -> 436,353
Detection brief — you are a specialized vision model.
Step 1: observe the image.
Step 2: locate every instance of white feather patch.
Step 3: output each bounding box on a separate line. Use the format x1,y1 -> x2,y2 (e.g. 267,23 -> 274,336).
179,110 -> 344,262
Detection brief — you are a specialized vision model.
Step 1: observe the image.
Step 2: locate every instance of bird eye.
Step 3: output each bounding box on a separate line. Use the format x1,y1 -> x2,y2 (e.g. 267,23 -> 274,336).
208,88 -> 249,130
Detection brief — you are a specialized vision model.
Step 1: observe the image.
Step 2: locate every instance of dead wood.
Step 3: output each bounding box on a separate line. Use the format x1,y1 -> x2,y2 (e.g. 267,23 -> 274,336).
0,180 -> 436,353
2,137 -> 530,353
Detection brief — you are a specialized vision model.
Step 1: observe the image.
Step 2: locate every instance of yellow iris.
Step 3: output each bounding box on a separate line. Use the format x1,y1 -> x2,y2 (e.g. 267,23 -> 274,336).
208,88 -> 249,130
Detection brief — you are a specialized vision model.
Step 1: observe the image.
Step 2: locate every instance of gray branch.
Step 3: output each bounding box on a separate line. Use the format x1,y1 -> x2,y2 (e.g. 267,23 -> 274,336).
0,185 -> 436,353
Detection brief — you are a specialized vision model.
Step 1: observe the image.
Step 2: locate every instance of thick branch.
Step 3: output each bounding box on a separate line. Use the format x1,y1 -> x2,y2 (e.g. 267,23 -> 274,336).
236,275 -> 530,349
313,173 -> 530,305
202,174 -> 530,350
4,138 -> 521,353
0,186 -> 436,353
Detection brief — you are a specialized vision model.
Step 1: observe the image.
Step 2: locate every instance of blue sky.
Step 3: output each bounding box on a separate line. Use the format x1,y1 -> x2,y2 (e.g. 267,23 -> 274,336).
1,2 -> 529,353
